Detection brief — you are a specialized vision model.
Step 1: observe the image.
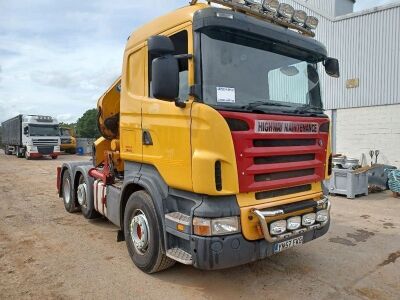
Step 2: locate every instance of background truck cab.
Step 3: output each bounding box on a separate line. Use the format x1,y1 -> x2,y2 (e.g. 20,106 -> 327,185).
2,114 -> 60,159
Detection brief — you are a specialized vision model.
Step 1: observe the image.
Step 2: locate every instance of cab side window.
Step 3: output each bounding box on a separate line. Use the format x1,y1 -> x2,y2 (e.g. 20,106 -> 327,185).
148,30 -> 189,100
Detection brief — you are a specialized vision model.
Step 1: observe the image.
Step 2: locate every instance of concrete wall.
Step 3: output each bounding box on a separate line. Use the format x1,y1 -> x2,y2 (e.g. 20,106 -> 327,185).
328,104 -> 400,167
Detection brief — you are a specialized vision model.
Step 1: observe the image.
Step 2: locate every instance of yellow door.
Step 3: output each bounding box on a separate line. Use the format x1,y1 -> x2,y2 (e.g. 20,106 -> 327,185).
120,44 -> 146,163
142,26 -> 193,191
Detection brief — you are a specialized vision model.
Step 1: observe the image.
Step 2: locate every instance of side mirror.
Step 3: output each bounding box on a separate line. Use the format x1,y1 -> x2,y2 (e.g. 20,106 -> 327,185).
324,58 -> 340,78
24,127 -> 29,135
148,35 -> 175,56
152,55 -> 179,102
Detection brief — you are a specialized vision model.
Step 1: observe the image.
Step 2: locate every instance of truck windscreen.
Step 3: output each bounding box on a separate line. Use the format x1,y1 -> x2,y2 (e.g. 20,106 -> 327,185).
29,125 -> 59,137
200,30 -> 323,111
60,128 -> 71,137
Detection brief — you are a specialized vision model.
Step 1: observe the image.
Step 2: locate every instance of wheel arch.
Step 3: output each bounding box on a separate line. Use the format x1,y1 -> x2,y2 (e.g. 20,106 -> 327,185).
121,163 -> 169,252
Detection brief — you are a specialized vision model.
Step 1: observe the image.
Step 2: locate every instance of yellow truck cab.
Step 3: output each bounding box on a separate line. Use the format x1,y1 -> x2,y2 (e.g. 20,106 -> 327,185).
57,0 -> 339,273
60,127 -> 77,154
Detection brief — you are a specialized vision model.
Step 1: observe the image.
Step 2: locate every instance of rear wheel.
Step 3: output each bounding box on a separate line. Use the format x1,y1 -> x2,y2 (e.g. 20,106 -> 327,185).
16,147 -> 24,158
124,191 -> 175,273
5,145 -> 12,155
77,175 -> 100,219
62,170 -> 79,213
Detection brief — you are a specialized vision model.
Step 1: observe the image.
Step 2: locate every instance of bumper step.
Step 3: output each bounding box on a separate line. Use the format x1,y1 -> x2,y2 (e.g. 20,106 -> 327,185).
166,248 -> 193,265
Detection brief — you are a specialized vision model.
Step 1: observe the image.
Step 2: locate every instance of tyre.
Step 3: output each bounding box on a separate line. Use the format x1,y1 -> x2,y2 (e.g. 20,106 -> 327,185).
51,155 -> 58,159
77,175 -> 100,219
16,147 -> 24,158
62,170 -> 79,213
5,145 -> 12,155
124,191 -> 175,273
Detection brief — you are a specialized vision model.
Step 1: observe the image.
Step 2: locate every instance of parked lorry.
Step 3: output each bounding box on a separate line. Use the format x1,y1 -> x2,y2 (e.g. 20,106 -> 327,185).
2,114 -> 60,159
57,0 -> 339,273
60,127 -> 77,154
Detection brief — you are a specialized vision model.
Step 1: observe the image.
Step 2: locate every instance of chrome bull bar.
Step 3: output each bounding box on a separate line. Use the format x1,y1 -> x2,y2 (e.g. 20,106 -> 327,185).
251,196 -> 331,243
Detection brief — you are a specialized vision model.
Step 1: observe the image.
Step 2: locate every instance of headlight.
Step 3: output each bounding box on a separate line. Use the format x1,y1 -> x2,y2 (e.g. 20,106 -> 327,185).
287,216 -> 301,230
293,10 -> 307,24
302,213 -> 316,226
262,0 -> 279,13
305,16 -> 319,29
277,3 -> 294,19
211,217 -> 241,235
316,210 -> 329,222
270,220 -> 287,235
193,217 -> 241,236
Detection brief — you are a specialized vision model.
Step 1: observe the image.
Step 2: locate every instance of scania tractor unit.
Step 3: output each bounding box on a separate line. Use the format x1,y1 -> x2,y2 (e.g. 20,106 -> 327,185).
57,0 -> 339,273
2,114 -> 61,159
60,127 -> 77,154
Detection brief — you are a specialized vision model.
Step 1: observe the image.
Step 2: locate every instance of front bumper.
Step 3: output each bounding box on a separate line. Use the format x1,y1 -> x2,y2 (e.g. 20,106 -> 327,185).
190,219 -> 330,270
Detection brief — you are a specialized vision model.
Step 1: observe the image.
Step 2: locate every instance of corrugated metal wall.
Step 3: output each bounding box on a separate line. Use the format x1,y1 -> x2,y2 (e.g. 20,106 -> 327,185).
285,1 -> 400,110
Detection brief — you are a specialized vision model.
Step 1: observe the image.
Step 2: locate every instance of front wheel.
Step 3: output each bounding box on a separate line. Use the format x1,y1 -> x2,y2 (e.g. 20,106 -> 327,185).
124,191 -> 175,273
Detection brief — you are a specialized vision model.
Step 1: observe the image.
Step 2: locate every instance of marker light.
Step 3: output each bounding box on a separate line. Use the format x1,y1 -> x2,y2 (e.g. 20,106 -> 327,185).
262,0 -> 280,13
293,10 -> 307,24
305,16 -> 319,29
277,3 -> 295,19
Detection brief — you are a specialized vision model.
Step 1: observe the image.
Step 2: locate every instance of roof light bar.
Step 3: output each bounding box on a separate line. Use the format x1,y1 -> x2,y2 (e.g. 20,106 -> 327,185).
193,0 -> 317,37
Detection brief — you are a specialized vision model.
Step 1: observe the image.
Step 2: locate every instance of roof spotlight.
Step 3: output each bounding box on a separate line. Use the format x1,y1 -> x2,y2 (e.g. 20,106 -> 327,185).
244,0 -> 262,5
277,3 -> 295,20
262,0 -> 280,13
293,10 -> 307,24
305,15 -> 319,29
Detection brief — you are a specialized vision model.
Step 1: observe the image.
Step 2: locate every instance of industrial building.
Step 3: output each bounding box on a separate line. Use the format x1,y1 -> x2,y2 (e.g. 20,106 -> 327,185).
285,0 -> 400,167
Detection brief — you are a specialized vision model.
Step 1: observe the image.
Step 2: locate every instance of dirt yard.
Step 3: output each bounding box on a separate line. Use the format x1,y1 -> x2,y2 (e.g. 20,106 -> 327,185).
0,151 -> 399,299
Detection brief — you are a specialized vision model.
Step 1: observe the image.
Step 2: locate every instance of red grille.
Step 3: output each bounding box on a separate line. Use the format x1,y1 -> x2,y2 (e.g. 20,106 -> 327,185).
221,111 -> 329,193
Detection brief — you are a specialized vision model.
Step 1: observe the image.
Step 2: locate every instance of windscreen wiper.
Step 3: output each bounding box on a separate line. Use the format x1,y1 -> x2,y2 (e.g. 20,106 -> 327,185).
294,105 -> 323,113
242,101 -> 293,110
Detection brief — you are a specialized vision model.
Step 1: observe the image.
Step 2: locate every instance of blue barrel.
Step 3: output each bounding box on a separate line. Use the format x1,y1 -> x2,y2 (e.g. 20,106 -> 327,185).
76,147 -> 84,155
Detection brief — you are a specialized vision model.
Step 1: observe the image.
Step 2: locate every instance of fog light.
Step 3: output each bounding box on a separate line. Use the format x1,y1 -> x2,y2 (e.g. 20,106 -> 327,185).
270,220 -> 287,235
302,213 -> 316,226
287,216 -> 301,230
262,0 -> 279,13
305,16 -> 319,29
293,10 -> 307,24
277,3 -> 294,19
316,210 -> 329,222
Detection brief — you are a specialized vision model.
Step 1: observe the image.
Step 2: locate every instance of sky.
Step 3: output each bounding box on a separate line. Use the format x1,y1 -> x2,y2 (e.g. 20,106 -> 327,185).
0,0 -> 398,124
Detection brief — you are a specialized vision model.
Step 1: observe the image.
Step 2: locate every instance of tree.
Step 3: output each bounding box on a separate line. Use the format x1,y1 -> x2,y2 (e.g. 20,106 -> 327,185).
75,109 -> 100,138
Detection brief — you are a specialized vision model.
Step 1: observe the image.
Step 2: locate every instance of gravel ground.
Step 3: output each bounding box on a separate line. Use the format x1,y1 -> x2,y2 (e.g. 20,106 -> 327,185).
0,151 -> 399,299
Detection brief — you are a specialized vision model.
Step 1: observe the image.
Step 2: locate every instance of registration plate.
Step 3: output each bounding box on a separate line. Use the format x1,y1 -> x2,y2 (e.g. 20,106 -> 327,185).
273,236 -> 303,253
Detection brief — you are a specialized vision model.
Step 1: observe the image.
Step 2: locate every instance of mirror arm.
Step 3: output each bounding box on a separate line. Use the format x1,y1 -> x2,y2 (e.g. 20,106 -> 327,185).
174,54 -> 193,60
175,98 -> 186,108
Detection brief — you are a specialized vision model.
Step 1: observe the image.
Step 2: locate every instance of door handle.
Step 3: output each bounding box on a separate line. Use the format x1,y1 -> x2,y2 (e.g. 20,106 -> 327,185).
142,130 -> 153,146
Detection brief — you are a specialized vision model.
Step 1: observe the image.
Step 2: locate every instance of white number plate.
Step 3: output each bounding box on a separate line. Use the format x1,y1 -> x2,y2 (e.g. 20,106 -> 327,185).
273,236 -> 303,253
